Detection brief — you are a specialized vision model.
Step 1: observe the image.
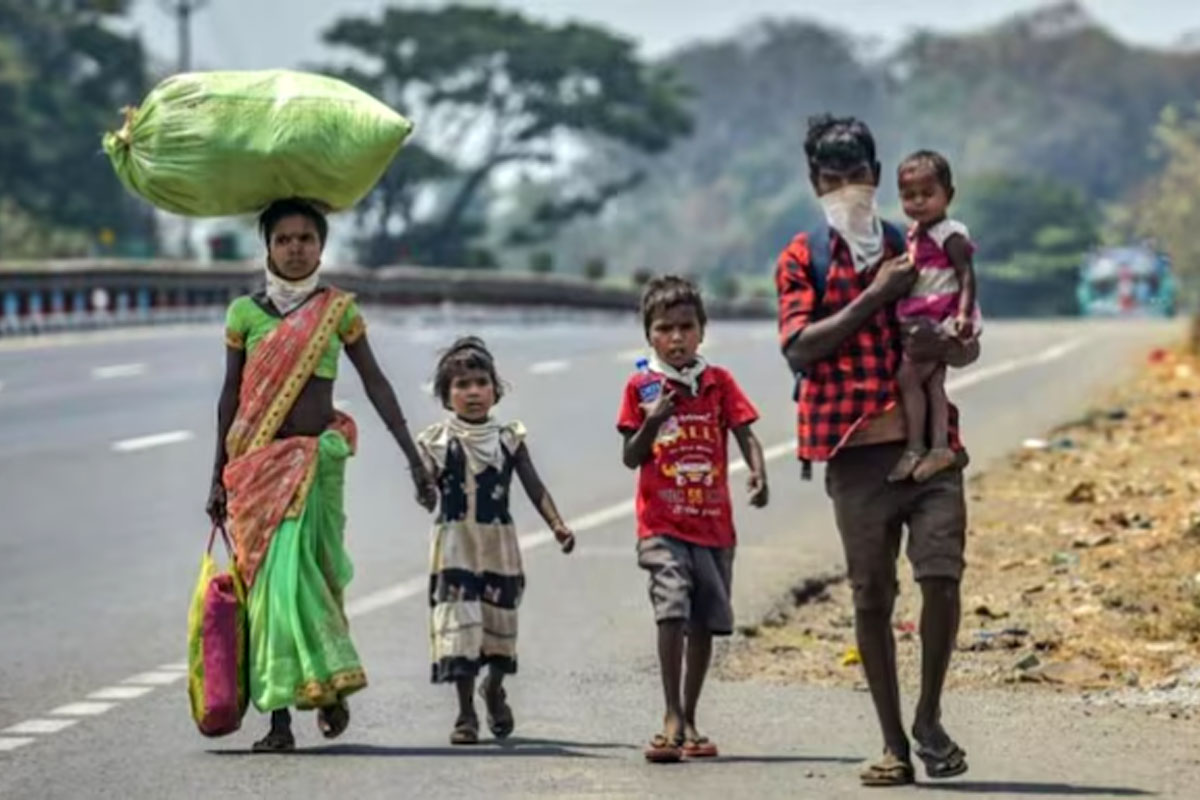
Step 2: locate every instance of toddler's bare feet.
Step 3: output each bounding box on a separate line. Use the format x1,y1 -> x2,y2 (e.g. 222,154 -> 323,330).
913,447 -> 957,483
888,449 -> 925,483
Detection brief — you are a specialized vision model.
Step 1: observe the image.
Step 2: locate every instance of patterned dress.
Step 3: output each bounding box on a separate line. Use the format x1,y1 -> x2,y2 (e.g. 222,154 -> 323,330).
417,418 -> 526,683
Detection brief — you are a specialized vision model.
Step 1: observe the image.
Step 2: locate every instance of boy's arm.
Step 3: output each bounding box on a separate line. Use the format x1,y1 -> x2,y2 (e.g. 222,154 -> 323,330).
513,443 -> 574,553
732,424 -> 769,508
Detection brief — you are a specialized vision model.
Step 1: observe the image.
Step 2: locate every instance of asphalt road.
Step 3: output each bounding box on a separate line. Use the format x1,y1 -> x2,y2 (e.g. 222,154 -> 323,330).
0,313 -> 1192,799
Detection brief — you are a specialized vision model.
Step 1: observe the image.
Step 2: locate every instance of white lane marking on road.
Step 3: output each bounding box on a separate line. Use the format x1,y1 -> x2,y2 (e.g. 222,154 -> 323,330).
50,702 -> 116,717
89,686 -> 154,701
122,671 -> 185,686
945,338 -> 1085,393
157,662 -> 188,672
111,430 -> 194,453
91,362 -> 147,380
344,576 -> 427,618
529,359 -> 570,375
4,719 -> 79,735
334,398 -> 352,411
421,381 -> 435,395
0,737 -> 36,752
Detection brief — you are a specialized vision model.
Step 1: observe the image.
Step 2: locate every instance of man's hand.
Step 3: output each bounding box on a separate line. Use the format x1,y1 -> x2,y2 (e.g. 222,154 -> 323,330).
903,318 -> 979,367
868,254 -> 918,303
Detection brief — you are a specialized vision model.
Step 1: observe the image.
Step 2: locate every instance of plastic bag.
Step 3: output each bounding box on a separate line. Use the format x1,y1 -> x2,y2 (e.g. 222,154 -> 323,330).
186,526 -> 249,737
104,70 -> 413,217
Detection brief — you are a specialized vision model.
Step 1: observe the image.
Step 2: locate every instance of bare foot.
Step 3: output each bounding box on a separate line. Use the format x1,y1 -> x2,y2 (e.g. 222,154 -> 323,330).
888,449 -> 926,483
913,447 -> 957,482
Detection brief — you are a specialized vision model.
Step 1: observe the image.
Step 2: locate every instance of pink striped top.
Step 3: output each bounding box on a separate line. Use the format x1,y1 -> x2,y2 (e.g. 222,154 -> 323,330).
896,218 -> 978,325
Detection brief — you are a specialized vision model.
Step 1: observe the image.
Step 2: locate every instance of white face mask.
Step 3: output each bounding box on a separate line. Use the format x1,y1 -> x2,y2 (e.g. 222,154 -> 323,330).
819,184 -> 884,273
264,259 -> 320,315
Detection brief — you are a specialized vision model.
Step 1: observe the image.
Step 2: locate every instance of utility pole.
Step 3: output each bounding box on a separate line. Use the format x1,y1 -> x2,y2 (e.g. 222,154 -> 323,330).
160,0 -> 209,259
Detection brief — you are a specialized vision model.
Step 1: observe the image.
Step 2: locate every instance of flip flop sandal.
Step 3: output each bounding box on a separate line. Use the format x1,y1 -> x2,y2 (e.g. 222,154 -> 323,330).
317,701 -> 350,740
449,714 -> 480,746
251,729 -> 296,753
478,681 -> 515,739
644,733 -> 684,764
682,736 -> 719,758
859,752 -> 915,787
914,741 -> 969,779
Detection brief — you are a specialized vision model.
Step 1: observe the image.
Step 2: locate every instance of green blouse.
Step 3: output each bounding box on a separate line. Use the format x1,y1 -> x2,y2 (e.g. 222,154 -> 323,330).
224,291 -> 366,379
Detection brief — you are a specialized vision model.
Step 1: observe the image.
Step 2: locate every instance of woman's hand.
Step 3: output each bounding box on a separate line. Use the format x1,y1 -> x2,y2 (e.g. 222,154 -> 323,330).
206,481 -> 227,526
411,463 -> 437,512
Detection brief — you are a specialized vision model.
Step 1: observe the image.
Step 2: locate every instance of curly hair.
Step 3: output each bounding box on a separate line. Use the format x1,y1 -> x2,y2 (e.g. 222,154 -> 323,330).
432,336 -> 505,409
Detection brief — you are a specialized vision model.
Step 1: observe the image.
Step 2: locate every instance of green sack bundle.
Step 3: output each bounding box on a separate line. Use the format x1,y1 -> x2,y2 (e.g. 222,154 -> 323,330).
104,70 -> 413,217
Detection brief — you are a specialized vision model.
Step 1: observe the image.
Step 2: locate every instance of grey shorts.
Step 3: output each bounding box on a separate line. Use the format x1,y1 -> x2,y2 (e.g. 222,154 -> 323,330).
825,442 -> 967,610
636,535 -> 735,635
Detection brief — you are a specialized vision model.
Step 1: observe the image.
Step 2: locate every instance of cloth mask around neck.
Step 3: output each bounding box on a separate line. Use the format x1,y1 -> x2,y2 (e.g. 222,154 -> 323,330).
818,183 -> 884,273
649,353 -> 709,396
264,259 -> 320,315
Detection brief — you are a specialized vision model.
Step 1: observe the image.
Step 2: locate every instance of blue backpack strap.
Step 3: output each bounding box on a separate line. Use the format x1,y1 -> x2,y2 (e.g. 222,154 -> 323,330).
806,222 -> 832,305
792,223 -> 832,427
881,219 -> 906,256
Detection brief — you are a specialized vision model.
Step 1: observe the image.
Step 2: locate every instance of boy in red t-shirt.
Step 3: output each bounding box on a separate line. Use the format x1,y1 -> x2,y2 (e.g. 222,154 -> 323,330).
617,275 -> 769,763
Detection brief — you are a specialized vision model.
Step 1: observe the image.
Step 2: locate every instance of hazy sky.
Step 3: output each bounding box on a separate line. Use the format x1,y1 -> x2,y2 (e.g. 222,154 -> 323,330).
129,1 -> 1200,71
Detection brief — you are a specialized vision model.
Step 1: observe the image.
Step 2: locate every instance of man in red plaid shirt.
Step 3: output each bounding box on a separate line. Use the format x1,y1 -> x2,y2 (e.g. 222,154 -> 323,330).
775,115 -> 979,787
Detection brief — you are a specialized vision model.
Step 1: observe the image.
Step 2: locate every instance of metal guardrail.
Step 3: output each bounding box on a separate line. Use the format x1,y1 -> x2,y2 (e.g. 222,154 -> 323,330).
0,259 -> 771,337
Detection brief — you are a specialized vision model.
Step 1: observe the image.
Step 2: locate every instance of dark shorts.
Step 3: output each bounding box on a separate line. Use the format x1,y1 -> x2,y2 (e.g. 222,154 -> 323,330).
825,442 -> 967,610
636,535 -> 735,635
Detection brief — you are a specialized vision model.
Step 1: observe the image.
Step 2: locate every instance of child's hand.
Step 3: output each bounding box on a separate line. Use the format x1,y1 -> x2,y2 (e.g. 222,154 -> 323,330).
554,525 -> 576,554
952,314 -> 974,341
644,384 -> 676,426
410,464 -> 437,512
747,471 -> 769,508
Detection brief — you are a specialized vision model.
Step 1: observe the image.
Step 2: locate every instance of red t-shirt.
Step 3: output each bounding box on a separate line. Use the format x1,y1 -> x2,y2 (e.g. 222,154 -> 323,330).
616,365 -> 759,549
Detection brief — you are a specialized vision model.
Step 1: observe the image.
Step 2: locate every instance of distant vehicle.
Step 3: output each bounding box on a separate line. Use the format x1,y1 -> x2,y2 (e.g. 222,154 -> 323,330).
1077,244 -> 1176,317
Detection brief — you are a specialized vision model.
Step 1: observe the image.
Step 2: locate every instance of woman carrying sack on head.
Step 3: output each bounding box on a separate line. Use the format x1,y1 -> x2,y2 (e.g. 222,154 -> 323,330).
206,197 -> 437,752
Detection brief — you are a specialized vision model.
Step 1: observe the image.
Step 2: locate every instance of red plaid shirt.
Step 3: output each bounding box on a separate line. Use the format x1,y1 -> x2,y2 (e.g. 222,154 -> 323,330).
775,228 -> 960,462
